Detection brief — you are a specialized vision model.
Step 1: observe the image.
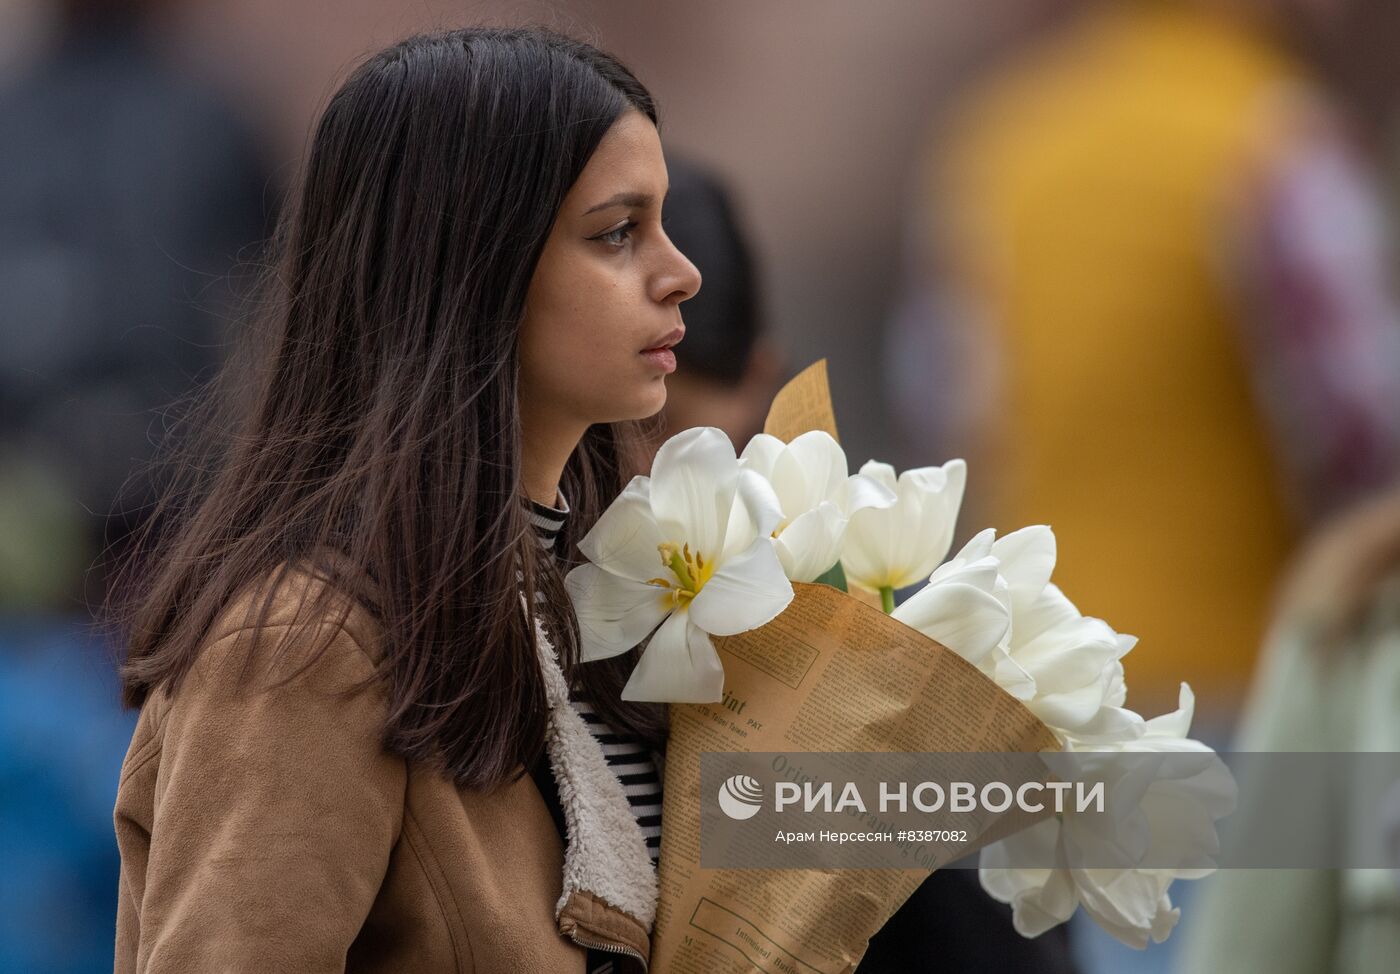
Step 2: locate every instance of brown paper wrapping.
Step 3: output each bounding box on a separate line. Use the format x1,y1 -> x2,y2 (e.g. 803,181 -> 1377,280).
650,362 -> 1058,972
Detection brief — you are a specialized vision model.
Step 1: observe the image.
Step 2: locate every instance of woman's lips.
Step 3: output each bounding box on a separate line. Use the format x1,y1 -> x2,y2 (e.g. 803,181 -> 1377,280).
641,346 -> 677,373
640,325 -> 684,373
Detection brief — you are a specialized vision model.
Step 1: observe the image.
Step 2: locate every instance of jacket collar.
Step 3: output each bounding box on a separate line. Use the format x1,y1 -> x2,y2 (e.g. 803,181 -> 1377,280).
532,615 -> 657,969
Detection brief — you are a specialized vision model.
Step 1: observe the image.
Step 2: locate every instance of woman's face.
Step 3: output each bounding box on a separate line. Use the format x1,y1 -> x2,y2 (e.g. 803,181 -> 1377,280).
519,109 -> 702,433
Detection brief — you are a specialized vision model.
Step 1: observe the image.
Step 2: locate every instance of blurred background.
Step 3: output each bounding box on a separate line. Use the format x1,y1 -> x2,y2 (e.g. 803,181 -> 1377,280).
5,0 -> 1400,971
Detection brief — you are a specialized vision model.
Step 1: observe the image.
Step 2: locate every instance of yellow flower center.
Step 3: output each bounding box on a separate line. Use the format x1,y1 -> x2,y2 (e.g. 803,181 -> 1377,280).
647,542 -> 716,610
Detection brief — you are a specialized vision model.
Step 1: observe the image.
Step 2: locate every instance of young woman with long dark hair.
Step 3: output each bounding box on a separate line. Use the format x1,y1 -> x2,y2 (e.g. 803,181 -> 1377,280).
108,26 -> 699,973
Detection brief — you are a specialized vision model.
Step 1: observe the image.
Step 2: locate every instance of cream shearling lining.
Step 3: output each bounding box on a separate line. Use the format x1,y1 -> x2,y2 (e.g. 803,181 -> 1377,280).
533,618 -> 659,929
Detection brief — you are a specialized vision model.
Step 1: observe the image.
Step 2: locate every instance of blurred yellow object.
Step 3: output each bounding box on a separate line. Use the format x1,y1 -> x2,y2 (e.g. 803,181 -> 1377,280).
940,3 -> 1306,712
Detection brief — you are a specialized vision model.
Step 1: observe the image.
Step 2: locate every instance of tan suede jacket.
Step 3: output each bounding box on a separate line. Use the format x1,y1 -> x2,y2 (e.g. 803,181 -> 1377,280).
112,559 -> 659,972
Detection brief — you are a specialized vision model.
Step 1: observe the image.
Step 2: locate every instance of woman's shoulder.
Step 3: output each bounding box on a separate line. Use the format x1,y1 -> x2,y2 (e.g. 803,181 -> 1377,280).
118,552 -> 405,830
204,549 -> 386,665
159,551 -> 391,722
127,551 -> 385,745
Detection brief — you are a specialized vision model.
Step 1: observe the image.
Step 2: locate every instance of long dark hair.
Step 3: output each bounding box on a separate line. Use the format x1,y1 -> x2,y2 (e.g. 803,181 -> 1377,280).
104,26 -> 668,790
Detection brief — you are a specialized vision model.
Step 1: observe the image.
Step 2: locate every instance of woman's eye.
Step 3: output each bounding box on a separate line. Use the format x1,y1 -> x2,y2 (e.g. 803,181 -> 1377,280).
595,221 -> 637,248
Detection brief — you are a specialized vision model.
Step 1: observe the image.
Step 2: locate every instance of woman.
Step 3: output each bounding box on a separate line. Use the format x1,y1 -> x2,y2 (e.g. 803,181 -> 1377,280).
107,27 -> 699,973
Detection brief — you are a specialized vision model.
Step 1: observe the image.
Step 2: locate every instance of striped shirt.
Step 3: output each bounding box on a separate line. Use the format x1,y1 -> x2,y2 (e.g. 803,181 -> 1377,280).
526,494 -> 664,864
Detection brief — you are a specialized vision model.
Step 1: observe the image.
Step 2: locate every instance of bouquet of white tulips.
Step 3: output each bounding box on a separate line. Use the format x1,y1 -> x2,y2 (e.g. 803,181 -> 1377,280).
565,362 -> 1233,966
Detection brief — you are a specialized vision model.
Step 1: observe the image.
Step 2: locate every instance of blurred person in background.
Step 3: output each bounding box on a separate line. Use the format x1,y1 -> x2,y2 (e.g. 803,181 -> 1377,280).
899,0 -> 1400,970
912,0 -> 1400,729
1177,482 -> 1400,968
1,0 -> 272,608
0,0 -> 272,970
1177,3 -> 1400,948
658,157 -> 1078,974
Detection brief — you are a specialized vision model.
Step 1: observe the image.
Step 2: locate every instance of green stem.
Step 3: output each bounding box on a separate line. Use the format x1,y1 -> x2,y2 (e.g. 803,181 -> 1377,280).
879,586 -> 895,614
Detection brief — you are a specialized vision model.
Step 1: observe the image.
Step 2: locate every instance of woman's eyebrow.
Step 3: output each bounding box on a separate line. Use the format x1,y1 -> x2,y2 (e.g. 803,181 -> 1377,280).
583,191 -> 656,214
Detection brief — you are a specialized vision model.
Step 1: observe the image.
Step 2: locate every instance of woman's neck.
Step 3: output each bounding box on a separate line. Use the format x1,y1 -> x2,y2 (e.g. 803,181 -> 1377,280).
521,410 -> 587,508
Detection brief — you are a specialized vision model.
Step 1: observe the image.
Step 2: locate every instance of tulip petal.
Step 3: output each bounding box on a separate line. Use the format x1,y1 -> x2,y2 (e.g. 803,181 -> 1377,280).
838,471 -> 898,516
979,820 -> 1079,938
738,433 -> 786,478
1030,680 -> 1115,732
774,502 -> 847,582
650,427 -> 739,558
720,468 -> 786,563
992,525 -> 1057,614
1012,584 -> 1082,647
1068,705 -> 1147,745
856,460 -> 898,492
621,611 -> 725,702
891,580 -> 1010,665
928,552 -> 1000,590
1016,618 -> 1122,693
564,563 -> 671,661
1073,869 -> 1178,949
781,431 -> 848,507
990,647 -> 1038,700
577,475 -> 669,584
947,527 -> 997,567
1144,683 -> 1196,739
734,468 -> 786,544
904,460 -> 967,545
689,537 -> 794,636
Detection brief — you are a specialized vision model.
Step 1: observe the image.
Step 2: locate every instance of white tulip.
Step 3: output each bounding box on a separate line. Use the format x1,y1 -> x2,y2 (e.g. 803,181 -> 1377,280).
944,524 -> 1143,744
980,528 -> 1142,744
842,458 -> 967,602
890,529 -> 1011,665
980,684 -> 1235,948
564,427 -> 794,702
1009,583 -> 1145,744
889,523 -> 1139,744
1080,684 -> 1236,870
738,431 -> 896,582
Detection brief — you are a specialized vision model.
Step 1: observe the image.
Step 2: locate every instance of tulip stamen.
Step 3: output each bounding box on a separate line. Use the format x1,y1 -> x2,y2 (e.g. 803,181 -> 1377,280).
657,541 -> 714,609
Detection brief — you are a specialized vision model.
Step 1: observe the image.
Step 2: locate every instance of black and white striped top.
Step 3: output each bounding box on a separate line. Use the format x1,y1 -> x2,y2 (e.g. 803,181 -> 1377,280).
527,494 -> 664,864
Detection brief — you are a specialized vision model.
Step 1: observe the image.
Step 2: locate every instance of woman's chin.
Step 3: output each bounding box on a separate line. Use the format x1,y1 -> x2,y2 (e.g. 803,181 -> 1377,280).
619,377 -> 669,422
584,382 -> 668,426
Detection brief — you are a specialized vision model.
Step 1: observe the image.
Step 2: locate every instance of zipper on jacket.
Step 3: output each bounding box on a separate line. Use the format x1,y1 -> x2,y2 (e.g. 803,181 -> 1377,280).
566,927 -> 648,972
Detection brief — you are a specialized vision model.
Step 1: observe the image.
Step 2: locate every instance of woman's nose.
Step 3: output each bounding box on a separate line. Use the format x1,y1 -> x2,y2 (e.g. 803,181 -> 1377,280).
655,236 -> 702,305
